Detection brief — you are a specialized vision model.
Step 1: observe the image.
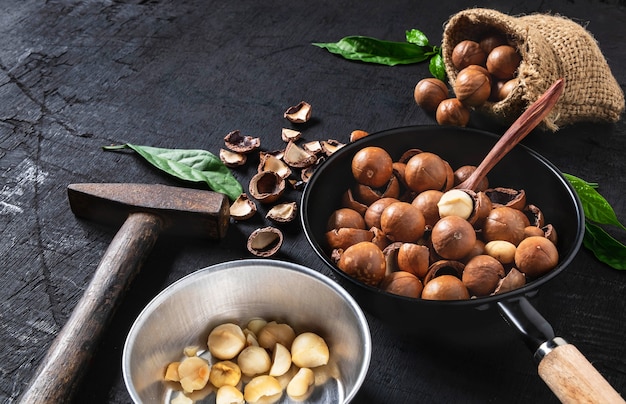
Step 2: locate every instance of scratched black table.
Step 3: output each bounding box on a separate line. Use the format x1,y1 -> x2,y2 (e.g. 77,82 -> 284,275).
1,1 -> 625,403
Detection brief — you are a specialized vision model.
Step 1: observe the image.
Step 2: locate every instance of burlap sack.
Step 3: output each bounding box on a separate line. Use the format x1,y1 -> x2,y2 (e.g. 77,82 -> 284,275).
442,8 -> 624,131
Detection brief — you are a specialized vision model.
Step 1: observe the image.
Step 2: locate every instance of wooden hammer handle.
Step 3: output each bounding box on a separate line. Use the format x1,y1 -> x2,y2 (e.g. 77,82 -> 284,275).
19,212 -> 164,404
539,343 -> 625,403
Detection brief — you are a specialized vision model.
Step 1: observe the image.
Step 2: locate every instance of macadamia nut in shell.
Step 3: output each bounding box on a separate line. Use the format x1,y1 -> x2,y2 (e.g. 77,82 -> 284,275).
338,241 -> 386,286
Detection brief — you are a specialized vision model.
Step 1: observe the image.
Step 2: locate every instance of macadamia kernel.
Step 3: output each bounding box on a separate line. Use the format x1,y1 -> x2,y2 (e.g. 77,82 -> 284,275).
163,318 -> 332,402
269,343 -> 292,377
177,356 -> 210,393
244,375 -> 283,403
438,189 -> 474,219
171,392 -> 193,404
237,346 -> 272,377
208,323 -> 246,360
484,240 -> 517,264
286,367 -> 315,398
291,332 -> 330,368
209,360 -> 242,388
164,362 -> 180,382
216,385 -> 244,404
258,321 -> 296,350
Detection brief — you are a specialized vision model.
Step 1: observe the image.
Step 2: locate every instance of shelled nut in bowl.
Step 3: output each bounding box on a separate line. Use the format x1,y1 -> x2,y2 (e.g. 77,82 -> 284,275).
123,259 -> 371,403
300,125 -> 584,343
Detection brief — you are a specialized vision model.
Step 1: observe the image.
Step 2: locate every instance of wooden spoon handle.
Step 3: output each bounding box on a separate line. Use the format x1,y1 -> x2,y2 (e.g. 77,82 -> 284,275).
539,342 -> 626,403
19,212 -> 164,404
456,78 -> 565,191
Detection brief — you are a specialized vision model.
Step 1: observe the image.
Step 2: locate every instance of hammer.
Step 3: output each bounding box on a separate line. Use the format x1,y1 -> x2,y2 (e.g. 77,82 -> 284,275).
19,183 -> 230,403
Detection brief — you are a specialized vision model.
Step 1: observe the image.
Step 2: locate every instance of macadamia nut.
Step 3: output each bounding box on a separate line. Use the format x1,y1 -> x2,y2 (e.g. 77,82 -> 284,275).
269,343 -> 292,377
290,332 -> 330,368
237,345 -> 272,377
438,189 -> 474,219
216,385 -> 244,404
244,375 -> 283,403
177,356 -> 210,393
257,321 -> 296,350
208,323 -> 247,360
286,367 -> 315,398
209,360 -> 242,388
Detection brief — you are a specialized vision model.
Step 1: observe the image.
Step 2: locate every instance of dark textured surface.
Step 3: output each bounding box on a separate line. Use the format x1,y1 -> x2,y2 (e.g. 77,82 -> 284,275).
1,1 -> 625,403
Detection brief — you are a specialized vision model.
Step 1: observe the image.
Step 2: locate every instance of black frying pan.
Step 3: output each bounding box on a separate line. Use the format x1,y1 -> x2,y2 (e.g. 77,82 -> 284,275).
301,125 -> 624,403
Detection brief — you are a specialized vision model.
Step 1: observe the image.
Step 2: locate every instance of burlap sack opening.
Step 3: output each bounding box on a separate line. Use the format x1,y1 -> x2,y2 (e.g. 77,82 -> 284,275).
442,8 -> 625,131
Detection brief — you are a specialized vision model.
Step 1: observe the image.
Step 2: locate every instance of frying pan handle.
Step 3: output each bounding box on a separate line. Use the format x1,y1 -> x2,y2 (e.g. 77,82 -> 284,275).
498,297 -> 625,404
19,212 -> 164,404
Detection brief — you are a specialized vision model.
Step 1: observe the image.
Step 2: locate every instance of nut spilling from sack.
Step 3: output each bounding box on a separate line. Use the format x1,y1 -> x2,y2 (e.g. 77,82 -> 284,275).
417,8 -> 625,131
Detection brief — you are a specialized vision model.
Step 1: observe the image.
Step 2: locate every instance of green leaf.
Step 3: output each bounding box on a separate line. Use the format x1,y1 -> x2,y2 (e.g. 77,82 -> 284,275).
405,29 -> 429,47
103,144 -> 243,201
564,173 -> 626,230
429,53 -> 446,81
583,222 -> 626,270
312,36 -> 429,66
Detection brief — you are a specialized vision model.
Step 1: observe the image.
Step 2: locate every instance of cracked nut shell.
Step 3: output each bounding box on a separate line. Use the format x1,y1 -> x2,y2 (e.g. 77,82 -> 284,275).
249,170 -> 286,204
247,226 -> 283,257
284,101 -> 312,123
224,130 -> 261,153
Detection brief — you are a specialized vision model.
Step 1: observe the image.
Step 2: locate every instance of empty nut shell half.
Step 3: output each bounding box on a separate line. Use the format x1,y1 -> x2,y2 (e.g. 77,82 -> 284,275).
301,165 -> 316,183
224,130 -> 261,153
341,189 -> 368,216
320,140 -> 346,156
247,227 -> 283,257
281,128 -> 302,142
249,171 -> 285,204
283,141 -> 317,168
258,152 -> 292,179
284,101 -> 312,123
266,202 -> 298,223
525,204 -> 545,227
229,193 -> 257,220
353,176 -> 401,206
485,187 -> 526,210
494,268 -> 526,295
302,140 -> 323,155
423,260 -> 465,285
219,148 -> 247,167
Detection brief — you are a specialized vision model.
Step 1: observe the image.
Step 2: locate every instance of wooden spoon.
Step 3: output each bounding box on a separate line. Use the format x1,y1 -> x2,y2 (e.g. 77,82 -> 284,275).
455,78 -> 565,191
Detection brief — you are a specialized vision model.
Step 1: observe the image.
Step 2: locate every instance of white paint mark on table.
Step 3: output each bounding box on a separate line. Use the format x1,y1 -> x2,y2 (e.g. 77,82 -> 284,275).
0,159 -> 48,215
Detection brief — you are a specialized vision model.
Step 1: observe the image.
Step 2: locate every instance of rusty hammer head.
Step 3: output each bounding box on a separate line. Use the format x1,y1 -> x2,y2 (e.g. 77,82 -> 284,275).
67,183 -> 230,239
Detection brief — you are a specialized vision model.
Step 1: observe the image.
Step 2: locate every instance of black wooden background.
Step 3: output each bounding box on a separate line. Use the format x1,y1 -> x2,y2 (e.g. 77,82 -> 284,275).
1,1 -> 625,403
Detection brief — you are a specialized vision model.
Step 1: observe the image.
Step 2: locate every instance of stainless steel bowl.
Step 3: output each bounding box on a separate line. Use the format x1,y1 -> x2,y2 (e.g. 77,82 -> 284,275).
122,259 -> 371,403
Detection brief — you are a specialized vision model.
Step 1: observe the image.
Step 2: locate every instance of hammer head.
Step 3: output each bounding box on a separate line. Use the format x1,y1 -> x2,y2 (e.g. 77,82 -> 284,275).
68,183 -> 230,239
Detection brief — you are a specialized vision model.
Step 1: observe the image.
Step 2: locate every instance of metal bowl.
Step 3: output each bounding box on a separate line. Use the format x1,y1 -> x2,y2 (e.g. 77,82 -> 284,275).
122,259 -> 371,403
301,125 -> 584,340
